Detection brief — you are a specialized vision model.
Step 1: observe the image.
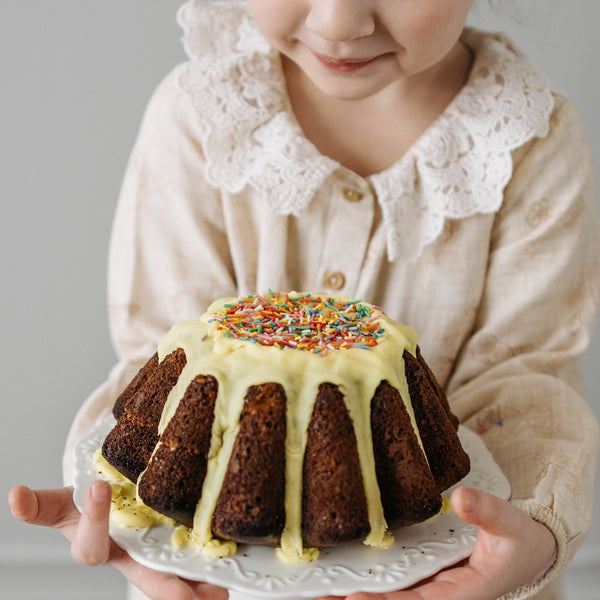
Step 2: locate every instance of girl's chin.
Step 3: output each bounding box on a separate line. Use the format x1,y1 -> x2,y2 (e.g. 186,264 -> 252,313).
307,72 -> 395,101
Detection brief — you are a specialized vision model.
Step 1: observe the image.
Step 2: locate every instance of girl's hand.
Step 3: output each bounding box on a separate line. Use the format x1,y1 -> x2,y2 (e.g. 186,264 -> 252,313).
317,487 -> 557,600
8,482 -> 228,600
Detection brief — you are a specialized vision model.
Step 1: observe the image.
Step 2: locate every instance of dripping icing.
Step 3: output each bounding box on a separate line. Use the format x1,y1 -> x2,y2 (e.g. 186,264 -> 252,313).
150,293 -> 424,561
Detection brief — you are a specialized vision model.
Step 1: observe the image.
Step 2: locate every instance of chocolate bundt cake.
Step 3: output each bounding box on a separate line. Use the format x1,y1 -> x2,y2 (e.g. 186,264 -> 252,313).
100,292 -> 470,562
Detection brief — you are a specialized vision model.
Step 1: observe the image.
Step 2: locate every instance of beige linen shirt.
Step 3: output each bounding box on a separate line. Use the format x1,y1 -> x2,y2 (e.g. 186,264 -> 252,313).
64,2 -> 600,599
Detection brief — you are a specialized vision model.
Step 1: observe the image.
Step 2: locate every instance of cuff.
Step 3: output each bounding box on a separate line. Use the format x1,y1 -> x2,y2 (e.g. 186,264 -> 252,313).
498,501 -> 568,600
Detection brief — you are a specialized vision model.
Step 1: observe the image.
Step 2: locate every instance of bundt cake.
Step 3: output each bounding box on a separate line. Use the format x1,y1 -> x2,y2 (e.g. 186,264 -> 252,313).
100,291 -> 470,562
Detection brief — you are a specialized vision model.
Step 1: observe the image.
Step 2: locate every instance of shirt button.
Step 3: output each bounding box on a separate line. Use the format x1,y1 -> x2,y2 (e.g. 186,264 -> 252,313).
323,271 -> 346,290
342,186 -> 363,203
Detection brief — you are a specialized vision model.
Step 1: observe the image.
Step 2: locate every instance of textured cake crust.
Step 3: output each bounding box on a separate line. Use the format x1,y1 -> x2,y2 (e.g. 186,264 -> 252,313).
416,346 -> 459,430
138,374 -> 218,527
102,348 -> 186,482
371,380 -> 442,528
212,383 -> 287,545
302,383 -> 370,547
404,350 -> 470,492
112,353 -> 160,420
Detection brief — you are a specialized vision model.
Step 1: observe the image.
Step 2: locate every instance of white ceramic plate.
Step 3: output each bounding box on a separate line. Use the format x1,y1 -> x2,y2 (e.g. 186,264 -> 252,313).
73,421 -> 510,600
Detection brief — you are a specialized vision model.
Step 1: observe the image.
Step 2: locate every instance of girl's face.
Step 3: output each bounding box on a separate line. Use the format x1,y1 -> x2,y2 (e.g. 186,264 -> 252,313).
247,0 -> 473,101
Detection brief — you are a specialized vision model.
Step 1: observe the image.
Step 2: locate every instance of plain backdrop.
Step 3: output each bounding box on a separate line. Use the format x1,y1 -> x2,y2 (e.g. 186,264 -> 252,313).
1,2 -> 599,599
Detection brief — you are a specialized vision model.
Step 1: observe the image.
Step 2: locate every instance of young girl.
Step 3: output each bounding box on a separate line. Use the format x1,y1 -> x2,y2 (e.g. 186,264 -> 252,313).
9,1 -> 600,599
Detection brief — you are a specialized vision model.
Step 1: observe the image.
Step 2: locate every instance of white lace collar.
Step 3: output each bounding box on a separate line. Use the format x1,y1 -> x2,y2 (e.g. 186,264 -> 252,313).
177,0 -> 554,261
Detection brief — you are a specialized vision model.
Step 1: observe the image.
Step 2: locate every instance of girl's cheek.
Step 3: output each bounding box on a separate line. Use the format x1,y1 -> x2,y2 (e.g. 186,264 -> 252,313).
400,2 -> 471,39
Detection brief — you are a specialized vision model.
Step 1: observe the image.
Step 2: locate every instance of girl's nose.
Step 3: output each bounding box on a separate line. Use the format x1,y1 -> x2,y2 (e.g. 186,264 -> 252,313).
305,0 -> 376,42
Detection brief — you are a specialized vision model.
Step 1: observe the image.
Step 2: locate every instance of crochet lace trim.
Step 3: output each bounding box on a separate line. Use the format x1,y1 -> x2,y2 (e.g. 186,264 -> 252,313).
177,0 -> 555,261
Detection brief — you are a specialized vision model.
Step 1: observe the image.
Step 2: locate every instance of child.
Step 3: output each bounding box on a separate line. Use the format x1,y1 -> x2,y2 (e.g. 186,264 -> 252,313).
9,1 -> 600,599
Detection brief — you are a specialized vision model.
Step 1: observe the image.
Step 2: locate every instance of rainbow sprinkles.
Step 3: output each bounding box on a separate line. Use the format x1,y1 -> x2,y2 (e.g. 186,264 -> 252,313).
207,291 -> 385,356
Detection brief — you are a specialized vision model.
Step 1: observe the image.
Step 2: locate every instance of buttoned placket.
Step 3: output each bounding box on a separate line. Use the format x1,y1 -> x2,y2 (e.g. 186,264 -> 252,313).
317,172 -> 374,297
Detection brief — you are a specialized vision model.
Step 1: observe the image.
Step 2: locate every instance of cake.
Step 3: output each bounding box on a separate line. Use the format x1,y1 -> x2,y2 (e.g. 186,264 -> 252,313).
100,291 -> 470,562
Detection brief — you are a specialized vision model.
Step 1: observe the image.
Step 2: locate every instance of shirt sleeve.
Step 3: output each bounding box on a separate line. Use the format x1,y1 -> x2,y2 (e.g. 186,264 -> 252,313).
63,67 -> 236,484
447,95 -> 600,599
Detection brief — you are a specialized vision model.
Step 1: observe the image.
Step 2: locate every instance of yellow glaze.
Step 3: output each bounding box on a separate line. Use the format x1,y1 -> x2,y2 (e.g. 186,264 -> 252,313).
440,496 -> 452,515
276,545 -> 320,564
151,293 -> 424,562
171,526 -> 237,558
93,450 -> 176,528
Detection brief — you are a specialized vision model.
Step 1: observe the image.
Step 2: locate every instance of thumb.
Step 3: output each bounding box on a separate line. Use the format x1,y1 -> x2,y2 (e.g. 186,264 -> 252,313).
451,487 -> 522,537
8,485 -> 77,528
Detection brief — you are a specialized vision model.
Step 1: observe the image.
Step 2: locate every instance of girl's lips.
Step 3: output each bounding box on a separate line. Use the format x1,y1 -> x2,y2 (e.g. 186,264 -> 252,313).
312,51 -> 379,73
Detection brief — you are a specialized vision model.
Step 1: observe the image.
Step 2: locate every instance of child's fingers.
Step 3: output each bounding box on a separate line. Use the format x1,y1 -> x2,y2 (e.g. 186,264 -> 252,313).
106,550 -> 229,600
71,481 -> 112,565
450,487 -> 523,537
10,484 -> 229,599
8,485 -> 77,528
8,486 -> 39,522
114,559 -> 198,600
188,582 -> 230,600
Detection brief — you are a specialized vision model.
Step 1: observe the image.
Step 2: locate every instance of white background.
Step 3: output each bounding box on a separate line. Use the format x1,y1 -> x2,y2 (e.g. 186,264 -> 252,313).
1,2 -> 599,598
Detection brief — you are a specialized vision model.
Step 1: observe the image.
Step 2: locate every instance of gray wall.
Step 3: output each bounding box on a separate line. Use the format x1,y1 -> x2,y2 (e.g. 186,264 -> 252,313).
1,2 -> 599,598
